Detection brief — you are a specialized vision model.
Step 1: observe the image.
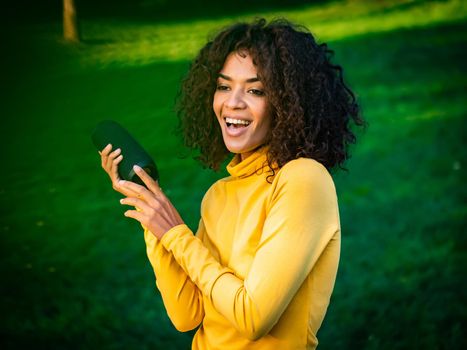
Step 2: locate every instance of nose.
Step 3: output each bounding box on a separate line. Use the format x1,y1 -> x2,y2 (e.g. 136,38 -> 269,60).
225,89 -> 246,109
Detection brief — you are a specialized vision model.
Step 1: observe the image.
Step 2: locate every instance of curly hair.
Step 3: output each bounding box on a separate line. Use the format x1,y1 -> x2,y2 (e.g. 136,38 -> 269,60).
176,18 -> 365,173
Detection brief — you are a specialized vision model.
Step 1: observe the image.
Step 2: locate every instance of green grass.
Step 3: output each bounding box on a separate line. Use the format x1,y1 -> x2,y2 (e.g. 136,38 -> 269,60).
1,0 -> 466,349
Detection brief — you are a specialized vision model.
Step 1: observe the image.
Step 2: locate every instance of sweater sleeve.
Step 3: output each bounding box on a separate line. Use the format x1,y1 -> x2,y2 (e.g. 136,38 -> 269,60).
160,160 -> 340,340
144,220 -> 205,332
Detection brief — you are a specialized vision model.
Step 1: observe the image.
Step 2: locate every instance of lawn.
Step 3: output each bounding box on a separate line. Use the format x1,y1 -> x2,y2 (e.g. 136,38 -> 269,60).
1,0 -> 466,349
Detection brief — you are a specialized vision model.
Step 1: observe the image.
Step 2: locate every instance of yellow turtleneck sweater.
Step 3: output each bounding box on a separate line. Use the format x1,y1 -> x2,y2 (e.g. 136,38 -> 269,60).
144,148 -> 340,349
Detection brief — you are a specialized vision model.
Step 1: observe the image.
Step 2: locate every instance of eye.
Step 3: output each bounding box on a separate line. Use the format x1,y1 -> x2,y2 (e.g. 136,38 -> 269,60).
248,89 -> 265,96
216,84 -> 230,91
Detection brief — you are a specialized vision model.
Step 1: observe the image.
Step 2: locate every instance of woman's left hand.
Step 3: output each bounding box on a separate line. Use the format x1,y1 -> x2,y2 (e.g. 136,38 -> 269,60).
119,165 -> 184,240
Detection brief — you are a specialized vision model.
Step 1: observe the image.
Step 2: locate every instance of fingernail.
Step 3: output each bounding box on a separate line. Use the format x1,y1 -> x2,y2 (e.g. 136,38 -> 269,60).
133,165 -> 141,171
119,199 -> 124,204
119,180 -> 125,185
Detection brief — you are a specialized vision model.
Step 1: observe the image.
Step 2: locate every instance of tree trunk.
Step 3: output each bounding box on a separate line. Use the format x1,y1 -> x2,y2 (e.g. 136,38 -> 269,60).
63,0 -> 80,43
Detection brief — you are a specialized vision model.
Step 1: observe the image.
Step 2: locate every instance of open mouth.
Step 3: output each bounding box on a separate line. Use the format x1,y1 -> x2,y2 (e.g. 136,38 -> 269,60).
225,117 -> 251,128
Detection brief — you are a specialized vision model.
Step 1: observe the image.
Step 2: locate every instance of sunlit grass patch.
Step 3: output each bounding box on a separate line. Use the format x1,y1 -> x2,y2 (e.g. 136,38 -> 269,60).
79,0 -> 467,68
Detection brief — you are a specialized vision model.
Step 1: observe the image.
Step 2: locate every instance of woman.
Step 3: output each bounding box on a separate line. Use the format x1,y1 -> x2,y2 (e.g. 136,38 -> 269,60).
99,18 -> 364,349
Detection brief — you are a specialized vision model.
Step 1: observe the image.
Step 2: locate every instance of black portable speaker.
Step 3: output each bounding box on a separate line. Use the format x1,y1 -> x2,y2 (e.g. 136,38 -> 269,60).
91,120 -> 159,185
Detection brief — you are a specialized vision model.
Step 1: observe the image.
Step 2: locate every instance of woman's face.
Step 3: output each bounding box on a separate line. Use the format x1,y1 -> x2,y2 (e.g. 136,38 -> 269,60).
213,51 -> 271,161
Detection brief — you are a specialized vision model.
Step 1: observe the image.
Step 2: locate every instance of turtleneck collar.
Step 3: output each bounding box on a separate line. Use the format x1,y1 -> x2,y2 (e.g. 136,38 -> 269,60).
226,146 -> 272,179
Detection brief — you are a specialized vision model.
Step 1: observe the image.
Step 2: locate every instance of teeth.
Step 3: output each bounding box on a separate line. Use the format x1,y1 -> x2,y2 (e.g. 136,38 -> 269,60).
225,117 -> 251,126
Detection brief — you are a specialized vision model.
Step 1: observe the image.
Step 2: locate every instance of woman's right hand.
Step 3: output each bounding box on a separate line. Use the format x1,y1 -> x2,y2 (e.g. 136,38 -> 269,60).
99,143 -> 126,195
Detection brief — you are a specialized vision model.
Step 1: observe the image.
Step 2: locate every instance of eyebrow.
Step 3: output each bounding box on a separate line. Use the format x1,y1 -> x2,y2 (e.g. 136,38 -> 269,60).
218,73 -> 260,83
